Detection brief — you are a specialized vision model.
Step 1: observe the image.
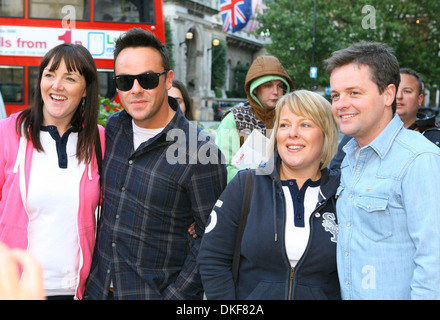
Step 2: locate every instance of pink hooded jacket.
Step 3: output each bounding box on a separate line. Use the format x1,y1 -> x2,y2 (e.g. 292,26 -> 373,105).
0,113 -> 105,299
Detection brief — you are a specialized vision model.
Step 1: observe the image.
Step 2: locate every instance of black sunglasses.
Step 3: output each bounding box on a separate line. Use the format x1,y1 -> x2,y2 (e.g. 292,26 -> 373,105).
113,70 -> 167,91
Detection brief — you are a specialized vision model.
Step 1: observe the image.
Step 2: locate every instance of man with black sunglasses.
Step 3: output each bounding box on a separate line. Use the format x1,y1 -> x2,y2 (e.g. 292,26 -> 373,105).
85,28 -> 227,300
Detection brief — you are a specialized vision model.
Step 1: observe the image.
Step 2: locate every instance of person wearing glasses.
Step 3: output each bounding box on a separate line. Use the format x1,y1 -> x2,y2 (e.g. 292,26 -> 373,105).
85,28 -> 227,300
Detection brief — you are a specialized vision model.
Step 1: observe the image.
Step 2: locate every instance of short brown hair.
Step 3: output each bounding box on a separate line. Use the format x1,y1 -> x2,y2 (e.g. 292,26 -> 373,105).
325,42 -> 400,113
114,28 -> 170,71
400,67 -> 423,95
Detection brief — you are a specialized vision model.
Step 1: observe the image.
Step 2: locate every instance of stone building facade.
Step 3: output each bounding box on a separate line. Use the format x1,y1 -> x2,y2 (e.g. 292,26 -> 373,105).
163,0 -> 269,120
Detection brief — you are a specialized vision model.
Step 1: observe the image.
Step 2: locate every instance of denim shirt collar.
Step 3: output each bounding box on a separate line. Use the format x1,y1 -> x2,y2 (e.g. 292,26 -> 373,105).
343,114 -> 403,159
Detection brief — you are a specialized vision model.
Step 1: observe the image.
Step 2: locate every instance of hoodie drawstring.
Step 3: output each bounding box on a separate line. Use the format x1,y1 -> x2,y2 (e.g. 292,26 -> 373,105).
272,177 -> 278,242
88,162 -> 92,180
13,135 -> 30,216
13,136 -> 27,174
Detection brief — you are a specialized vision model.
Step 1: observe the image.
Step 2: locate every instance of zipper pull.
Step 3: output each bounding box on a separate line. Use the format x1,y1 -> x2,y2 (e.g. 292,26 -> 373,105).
288,268 -> 295,299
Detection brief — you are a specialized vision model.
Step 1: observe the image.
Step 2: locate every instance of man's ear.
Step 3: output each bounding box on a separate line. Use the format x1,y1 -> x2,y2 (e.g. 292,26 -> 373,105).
418,93 -> 424,107
166,70 -> 174,90
384,83 -> 396,107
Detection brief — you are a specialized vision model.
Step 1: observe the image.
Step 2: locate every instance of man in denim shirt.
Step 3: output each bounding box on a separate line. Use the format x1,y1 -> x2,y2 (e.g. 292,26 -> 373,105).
326,42 -> 440,299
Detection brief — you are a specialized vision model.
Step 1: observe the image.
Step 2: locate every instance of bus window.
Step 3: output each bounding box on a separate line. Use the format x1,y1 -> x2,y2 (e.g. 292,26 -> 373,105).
28,66 -> 39,104
94,0 -> 155,24
0,0 -> 24,17
29,0 -> 90,20
0,66 -> 24,104
98,69 -> 117,100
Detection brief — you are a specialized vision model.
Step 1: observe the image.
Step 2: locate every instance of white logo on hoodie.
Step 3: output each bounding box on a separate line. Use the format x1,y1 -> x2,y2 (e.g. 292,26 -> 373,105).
322,212 -> 338,243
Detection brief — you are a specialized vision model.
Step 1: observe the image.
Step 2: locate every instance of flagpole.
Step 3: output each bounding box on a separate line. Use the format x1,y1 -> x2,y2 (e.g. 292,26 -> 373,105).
311,0 -> 316,91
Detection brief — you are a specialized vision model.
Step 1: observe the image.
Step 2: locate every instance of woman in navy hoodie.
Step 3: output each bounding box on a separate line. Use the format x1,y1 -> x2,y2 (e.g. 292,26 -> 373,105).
198,90 -> 341,300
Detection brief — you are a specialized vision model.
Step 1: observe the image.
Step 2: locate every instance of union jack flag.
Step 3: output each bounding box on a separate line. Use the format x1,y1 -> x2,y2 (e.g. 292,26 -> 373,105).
220,0 -> 252,33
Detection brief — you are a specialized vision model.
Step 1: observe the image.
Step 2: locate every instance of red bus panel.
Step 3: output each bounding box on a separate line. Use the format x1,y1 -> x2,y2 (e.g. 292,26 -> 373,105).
0,0 -> 164,116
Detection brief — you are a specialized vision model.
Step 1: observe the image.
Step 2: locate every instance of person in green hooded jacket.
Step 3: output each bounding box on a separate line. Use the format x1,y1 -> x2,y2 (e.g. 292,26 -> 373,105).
215,55 -> 294,182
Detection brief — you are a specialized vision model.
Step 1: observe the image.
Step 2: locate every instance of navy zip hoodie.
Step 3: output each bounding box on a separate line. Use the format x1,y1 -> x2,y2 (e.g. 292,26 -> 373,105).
198,152 -> 341,300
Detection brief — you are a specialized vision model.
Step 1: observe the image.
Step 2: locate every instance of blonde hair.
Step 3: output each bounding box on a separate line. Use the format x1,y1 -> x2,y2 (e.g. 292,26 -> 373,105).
268,90 -> 339,170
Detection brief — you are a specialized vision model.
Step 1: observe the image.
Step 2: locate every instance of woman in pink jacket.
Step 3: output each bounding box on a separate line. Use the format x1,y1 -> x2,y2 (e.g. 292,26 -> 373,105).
0,43 -> 104,300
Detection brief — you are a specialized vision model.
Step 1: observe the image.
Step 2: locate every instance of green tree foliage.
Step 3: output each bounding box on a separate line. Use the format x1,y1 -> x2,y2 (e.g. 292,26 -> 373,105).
211,40 -> 227,96
258,0 -> 440,91
226,64 -> 249,98
165,18 -> 175,70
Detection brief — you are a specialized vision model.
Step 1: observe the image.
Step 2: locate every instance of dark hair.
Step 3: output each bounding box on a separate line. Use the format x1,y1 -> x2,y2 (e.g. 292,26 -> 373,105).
16,43 -> 99,164
400,67 -> 423,95
113,28 -> 170,71
171,79 -> 194,120
325,42 -> 400,113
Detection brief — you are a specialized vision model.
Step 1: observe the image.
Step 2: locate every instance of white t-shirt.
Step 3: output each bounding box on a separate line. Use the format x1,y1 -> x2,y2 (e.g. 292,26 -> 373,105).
132,119 -> 164,150
27,128 -> 84,296
282,179 -> 320,267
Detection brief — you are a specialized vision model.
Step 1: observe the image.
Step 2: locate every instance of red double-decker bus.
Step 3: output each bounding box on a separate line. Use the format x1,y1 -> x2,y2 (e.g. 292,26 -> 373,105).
0,0 -> 165,116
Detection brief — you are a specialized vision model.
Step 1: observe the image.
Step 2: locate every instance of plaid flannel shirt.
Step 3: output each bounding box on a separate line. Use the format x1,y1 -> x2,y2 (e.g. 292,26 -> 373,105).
85,98 -> 227,299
